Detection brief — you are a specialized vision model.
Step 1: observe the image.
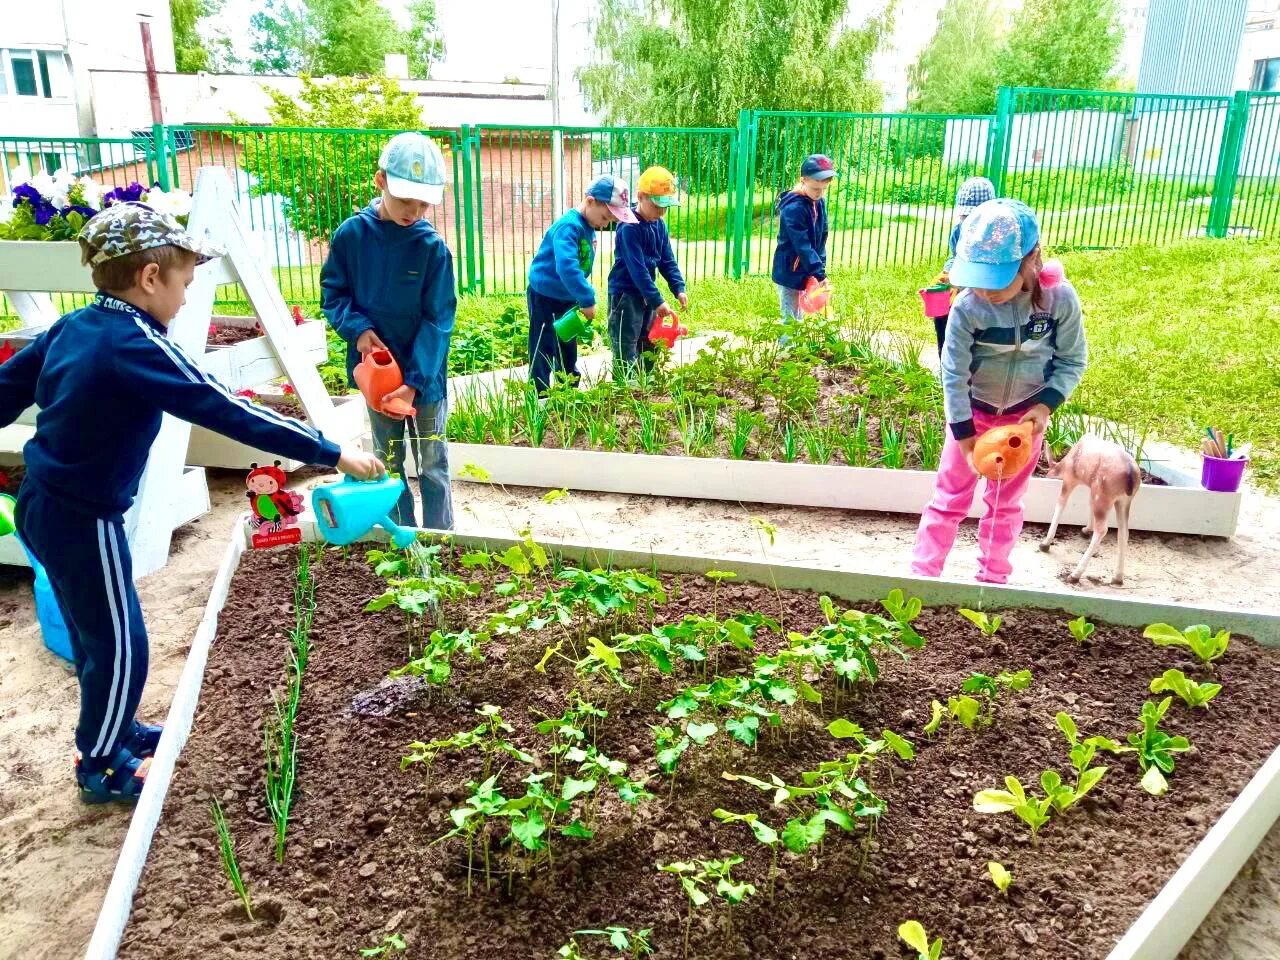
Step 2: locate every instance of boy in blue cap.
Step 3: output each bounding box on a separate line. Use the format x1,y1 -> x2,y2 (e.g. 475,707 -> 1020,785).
527,175 -> 636,393
773,154 -> 835,324
931,176 -> 997,353
912,198 -> 1087,585
0,202 -> 383,804
607,165 -> 688,379
322,132 -> 457,529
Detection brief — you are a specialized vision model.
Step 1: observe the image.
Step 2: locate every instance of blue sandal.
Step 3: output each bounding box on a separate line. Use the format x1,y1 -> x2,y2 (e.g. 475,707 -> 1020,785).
76,746 -> 150,805
123,720 -> 163,759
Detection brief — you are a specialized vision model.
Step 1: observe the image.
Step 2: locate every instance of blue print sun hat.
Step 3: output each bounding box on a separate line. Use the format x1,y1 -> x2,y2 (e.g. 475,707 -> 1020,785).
954,176 -> 995,218
379,132 -> 446,205
949,198 -> 1040,290
586,175 -> 639,223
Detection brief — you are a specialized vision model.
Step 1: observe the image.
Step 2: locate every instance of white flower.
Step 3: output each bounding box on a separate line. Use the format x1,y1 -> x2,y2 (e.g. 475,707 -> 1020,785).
50,187 -> 70,210
9,166 -> 29,187
0,203 -> 13,225
144,188 -> 193,218
76,176 -> 102,209
27,171 -> 56,201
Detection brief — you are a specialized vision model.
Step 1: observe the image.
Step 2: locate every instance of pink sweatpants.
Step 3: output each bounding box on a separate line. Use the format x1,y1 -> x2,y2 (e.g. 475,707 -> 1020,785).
911,409 -> 1045,584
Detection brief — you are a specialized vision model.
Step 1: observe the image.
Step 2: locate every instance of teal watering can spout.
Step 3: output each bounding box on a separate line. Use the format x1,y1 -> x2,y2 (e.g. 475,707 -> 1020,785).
311,476 -> 417,550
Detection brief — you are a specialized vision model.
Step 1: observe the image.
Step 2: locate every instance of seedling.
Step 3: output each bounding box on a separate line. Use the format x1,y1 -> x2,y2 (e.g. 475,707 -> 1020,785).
1149,669 -> 1222,709
653,725 -> 689,793
1145,623 -> 1230,666
712,809 -> 781,897
704,569 -> 737,620
1089,697 -> 1192,796
898,920 -> 943,960
1055,712 -> 1110,805
923,699 -> 944,736
210,799 -> 253,920
955,669 -> 1033,726
1067,615 -> 1096,645
359,933 -> 407,957
401,704 -> 535,781
972,775 -> 1053,839
558,927 -> 655,960
880,588 -> 922,626
988,860 -> 1012,894
658,857 -> 757,959
263,686 -> 299,863
958,608 -> 1001,636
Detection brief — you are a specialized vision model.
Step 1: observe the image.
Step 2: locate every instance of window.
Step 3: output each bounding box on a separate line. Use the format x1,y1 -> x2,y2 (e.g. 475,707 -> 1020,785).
2,49 -> 68,98
11,53 -> 37,96
1254,58 -> 1280,92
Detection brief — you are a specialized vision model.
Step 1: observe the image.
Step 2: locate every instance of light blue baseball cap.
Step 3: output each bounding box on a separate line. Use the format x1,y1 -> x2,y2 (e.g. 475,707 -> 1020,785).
949,198 -> 1040,290
379,132 -> 446,205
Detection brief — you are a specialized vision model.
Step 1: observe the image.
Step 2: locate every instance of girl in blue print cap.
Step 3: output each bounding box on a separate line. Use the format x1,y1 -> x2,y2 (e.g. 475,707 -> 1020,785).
773,154 -> 835,325
912,198 -> 1088,585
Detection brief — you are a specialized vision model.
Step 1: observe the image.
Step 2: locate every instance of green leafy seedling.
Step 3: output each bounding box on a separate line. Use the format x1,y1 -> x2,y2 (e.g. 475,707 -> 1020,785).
1150,669 -> 1222,709
923,699 -> 944,736
880,588 -> 923,625
1089,698 -> 1192,796
210,799 -> 253,920
973,775 -> 1053,838
1145,623 -> 1230,665
1067,615 -> 1096,645
359,933 -> 407,957
947,695 -> 983,730
898,920 -> 944,960
988,860 -> 1012,894
562,927 -> 655,959
959,608 -> 1001,636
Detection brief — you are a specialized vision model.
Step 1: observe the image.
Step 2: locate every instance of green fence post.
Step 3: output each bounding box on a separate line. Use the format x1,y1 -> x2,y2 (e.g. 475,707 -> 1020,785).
460,124 -> 480,293
151,122 -> 171,190
985,87 -> 1014,196
730,109 -> 753,279
1208,91 -> 1250,239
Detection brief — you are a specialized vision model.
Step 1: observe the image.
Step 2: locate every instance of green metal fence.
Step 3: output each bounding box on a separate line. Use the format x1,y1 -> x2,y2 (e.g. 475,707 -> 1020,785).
468,124 -> 738,295
4,84 -> 1280,307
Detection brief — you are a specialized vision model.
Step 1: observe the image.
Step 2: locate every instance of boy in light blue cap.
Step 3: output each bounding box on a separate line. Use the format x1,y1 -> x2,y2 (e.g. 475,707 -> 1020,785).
526,174 -> 636,393
322,131 -> 457,529
912,198 -> 1087,585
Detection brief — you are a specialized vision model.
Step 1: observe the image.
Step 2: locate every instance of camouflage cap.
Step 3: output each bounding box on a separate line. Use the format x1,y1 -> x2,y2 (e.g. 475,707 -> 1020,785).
78,201 -> 225,267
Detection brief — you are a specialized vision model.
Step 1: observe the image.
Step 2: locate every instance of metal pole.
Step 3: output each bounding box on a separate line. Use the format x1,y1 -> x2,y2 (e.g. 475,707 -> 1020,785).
139,18 -> 164,125
550,0 -> 564,220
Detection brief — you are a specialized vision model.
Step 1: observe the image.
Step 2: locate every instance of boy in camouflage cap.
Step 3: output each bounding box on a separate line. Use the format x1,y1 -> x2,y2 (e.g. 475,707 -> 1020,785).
0,201 -> 384,804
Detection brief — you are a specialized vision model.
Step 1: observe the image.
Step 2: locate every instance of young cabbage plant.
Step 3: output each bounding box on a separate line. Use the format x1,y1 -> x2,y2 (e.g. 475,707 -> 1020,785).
1055,711 -> 1110,805
988,860 -> 1013,894
1066,615 -> 1096,645
972,775 -> 1053,839
958,608 -> 1002,636
1144,623 -> 1230,666
1088,697 -> 1192,796
898,920 -> 944,960
1149,669 -> 1222,709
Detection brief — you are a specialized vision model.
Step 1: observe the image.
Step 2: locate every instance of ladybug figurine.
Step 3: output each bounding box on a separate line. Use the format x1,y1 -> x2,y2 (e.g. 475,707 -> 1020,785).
246,461 -> 303,532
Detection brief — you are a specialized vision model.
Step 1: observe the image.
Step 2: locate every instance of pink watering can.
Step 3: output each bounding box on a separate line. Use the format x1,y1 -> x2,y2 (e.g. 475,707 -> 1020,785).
919,282 -> 952,318
648,312 -> 688,349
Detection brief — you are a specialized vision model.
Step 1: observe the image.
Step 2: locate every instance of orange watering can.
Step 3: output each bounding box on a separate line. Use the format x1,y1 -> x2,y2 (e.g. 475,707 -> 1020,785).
648,312 -> 687,349
973,422 -> 1035,482
354,348 -> 417,418
798,277 -> 833,315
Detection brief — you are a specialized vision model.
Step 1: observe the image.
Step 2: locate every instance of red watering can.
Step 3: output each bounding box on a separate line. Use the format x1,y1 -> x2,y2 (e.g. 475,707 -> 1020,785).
648,312 -> 687,349
798,277 -> 833,315
973,422 -> 1035,482
354,348 -> 417,418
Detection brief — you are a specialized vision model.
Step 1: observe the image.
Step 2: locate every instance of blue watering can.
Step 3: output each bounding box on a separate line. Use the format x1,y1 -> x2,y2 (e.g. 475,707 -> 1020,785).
0,493 -> 74,662
311,475 -> 417,549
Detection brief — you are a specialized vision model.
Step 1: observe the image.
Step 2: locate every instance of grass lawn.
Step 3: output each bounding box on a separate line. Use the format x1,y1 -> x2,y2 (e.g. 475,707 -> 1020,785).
686,237 -> 1280,489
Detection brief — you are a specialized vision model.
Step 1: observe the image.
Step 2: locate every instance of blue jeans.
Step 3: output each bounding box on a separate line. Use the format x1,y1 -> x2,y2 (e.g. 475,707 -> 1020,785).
778,284 -> 804,323
369,399 -> 454,530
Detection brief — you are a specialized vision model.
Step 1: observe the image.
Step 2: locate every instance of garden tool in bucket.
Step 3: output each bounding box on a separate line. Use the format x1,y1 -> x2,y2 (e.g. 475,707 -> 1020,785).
354,348 -> 417,418
973,422 -> 1035,483
0,493 -> 74,662
648,311 -> 688,349
553,307 -> 595,344
798,277 -> 833,315
312,476 -> 417,549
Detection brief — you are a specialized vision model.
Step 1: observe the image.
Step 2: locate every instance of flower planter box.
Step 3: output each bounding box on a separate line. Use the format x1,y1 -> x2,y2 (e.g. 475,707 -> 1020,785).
86,521 -> 1280,960
199,315 -> 329,392
440,445 -> 1243,538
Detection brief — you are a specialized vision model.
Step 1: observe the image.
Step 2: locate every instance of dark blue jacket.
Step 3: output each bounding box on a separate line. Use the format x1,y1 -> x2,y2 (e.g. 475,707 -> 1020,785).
0,295 -> 340,517
771,191 -> 828,290
321,203 -> 457,404
607,207 -> 685,309
527,210 -> 597,307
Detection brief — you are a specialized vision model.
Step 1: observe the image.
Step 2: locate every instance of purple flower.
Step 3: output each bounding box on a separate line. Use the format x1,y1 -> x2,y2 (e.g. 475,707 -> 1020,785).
31,202 -> 56,226
62,204 -> 98,219
102,181 -> 146,207
13,183 -> 56,224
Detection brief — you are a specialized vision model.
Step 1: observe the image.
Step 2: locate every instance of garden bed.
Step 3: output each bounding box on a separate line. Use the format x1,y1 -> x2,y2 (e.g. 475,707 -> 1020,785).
104,527 -> 1280,960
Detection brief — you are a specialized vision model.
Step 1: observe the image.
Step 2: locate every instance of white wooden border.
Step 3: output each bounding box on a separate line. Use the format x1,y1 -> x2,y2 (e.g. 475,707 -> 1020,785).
440,445 -> 1243,537
84,521 -> 1280,959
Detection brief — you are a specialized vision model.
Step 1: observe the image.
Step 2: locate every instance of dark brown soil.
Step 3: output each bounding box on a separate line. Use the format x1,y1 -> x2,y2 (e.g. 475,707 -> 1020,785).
253,393 -> 305,422
207,323 -> 262,347
120,547 -> 1280,960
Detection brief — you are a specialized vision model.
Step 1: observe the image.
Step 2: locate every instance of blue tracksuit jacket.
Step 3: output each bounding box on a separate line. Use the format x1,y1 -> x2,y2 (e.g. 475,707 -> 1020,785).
321,202 -> 457,404
527,210 -> 597,307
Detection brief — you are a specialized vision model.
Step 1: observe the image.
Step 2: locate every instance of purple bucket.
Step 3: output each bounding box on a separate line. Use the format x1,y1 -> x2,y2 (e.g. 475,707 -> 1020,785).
1200,455 -> 1248,493
919,287 -> 951,318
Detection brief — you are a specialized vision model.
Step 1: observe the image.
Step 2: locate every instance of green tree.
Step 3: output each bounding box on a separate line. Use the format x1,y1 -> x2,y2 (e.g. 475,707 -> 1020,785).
310,0 -> 404,76
404,0 -> 446,79
578,0 -> 893,129
250,0 -> 318,73
171,0 -> 234,73
994,0 -> 1123,92
907,0 -> 1007,115
239,74 -> 428,240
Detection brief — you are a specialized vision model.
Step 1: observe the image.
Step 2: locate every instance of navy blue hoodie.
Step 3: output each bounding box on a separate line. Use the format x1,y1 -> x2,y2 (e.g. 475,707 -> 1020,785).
321,202 -> 457,404
772,190 -> 828,291
0,294 -> 340,517
607,207 -> 685,309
